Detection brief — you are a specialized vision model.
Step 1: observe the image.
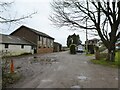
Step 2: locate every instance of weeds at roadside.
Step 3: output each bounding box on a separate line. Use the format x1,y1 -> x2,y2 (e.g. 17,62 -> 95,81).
2,72 -> 21,88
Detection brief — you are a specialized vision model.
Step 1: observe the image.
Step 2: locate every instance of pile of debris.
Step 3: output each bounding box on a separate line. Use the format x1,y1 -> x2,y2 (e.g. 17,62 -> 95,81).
30,56 -> 58,65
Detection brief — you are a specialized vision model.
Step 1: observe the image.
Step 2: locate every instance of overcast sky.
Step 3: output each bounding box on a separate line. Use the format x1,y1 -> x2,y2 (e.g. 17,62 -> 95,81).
1,0 -> 99,46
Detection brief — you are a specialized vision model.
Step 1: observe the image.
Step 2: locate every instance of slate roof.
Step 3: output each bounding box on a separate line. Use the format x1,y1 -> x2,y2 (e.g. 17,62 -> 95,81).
54,42 -> 62,46
0,34 -> 33,45
11,25 -> 54,40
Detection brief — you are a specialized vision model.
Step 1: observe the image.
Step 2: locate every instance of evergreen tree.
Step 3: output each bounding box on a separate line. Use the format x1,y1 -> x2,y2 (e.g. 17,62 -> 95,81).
67,33 -> 81,47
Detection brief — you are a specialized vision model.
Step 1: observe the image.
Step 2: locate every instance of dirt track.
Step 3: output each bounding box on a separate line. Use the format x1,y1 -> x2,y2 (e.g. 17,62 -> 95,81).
8,51 -> 118,88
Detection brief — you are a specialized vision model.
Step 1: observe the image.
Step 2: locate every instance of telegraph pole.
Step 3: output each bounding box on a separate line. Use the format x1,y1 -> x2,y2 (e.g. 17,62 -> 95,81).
86,0 -> 88,54
86,18 -> 88,54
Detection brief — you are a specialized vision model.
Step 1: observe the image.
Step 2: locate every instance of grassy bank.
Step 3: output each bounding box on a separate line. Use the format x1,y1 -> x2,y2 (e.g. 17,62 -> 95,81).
90,51 -> 120,68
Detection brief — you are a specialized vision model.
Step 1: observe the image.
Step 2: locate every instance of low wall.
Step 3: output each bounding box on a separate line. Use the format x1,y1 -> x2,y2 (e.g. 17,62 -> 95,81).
37,47 -> 53,54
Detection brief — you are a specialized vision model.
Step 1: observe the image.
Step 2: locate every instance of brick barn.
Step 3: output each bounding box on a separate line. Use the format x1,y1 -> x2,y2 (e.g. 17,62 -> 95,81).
10,25 -> 54,54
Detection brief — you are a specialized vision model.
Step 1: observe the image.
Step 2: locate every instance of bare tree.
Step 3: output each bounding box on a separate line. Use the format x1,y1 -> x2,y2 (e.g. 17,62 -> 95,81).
50,0 -> 120,62
0,1 -> 36,24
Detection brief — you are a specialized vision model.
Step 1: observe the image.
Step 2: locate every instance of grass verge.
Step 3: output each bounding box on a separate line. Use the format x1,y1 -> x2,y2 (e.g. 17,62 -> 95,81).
86,54 -> 94,56
90,51 -> 120,68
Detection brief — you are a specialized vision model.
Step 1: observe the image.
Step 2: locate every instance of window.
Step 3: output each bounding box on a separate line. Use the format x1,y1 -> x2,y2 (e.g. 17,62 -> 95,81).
5,44 -> 9,48
47,39 -> 50,47
46,38 -> 48,47
43,37 -> 46,45
39,36 -> 40,41
43,37 -> 46,48
21,45 -> 24,49
31,46 -> 34,49
39,36 -> 43,42
39,36 -> 42,41
42,37 -> 43,45
50,40 -> 53,47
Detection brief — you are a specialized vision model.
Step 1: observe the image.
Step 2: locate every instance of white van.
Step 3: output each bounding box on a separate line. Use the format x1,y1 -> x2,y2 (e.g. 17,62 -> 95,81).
76,45 -> 84,53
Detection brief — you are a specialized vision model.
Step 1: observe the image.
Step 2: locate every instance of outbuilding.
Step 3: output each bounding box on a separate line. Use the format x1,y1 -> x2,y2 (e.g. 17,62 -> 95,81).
0,34 -> 34,56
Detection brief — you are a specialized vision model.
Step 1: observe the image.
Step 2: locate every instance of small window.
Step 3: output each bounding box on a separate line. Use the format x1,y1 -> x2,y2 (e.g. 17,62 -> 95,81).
39,36 -> 40,41
31,46 -> 34,49
5,44 -> 9,48
21,45 -> 24,49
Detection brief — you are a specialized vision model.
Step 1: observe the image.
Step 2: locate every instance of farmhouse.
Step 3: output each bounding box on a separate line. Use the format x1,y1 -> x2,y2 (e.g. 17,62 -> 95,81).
10,25 -> 54,54
85,38 -> 100,54
0,34 -> 34,56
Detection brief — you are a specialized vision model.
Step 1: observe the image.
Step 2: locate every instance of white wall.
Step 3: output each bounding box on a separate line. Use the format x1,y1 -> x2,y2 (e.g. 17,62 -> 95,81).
0,44 -> 34,56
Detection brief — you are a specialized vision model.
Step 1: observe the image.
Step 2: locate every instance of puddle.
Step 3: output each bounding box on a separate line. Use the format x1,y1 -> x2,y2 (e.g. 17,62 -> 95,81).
115,77 -> 118,80
41,79 -> 53,83
52,62 -> 59,64
77,76 -> 87,81
28,57 -> 33,60
57,66 -> 64,70
84,61 -> 87,64
53,65 -> 64,71
34,63 -> 40,64
101,77 -> 105,80
71,85 -> 81,89
54,68 -> 56,71
51,58 -> 55,62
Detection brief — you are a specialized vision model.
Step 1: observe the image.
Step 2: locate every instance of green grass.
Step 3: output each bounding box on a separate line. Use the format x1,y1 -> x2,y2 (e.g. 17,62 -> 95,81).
90,51 -> 120,68
115,51 -> 120,67
116,51 -> 120,60
86,54 -> 94,56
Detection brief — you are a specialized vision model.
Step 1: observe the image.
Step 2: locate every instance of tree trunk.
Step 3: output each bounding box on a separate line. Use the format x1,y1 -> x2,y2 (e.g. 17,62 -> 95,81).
107,46 -> 116,62
95,46 -> 100,60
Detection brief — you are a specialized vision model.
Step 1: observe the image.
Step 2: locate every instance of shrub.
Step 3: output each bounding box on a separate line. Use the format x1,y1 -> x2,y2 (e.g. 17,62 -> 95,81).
2,72 -> 21,88
2,59 -> 21,87
70,44 -> 76,54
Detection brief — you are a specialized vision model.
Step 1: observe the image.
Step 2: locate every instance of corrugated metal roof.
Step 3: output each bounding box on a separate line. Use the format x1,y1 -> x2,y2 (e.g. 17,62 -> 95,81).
0,34 -> 33,45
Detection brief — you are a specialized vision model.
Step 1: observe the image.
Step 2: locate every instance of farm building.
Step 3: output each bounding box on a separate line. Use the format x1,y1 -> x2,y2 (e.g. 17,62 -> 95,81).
53,42 -> 62,52
0,34 -> 34,56
10,25 -> 54,54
